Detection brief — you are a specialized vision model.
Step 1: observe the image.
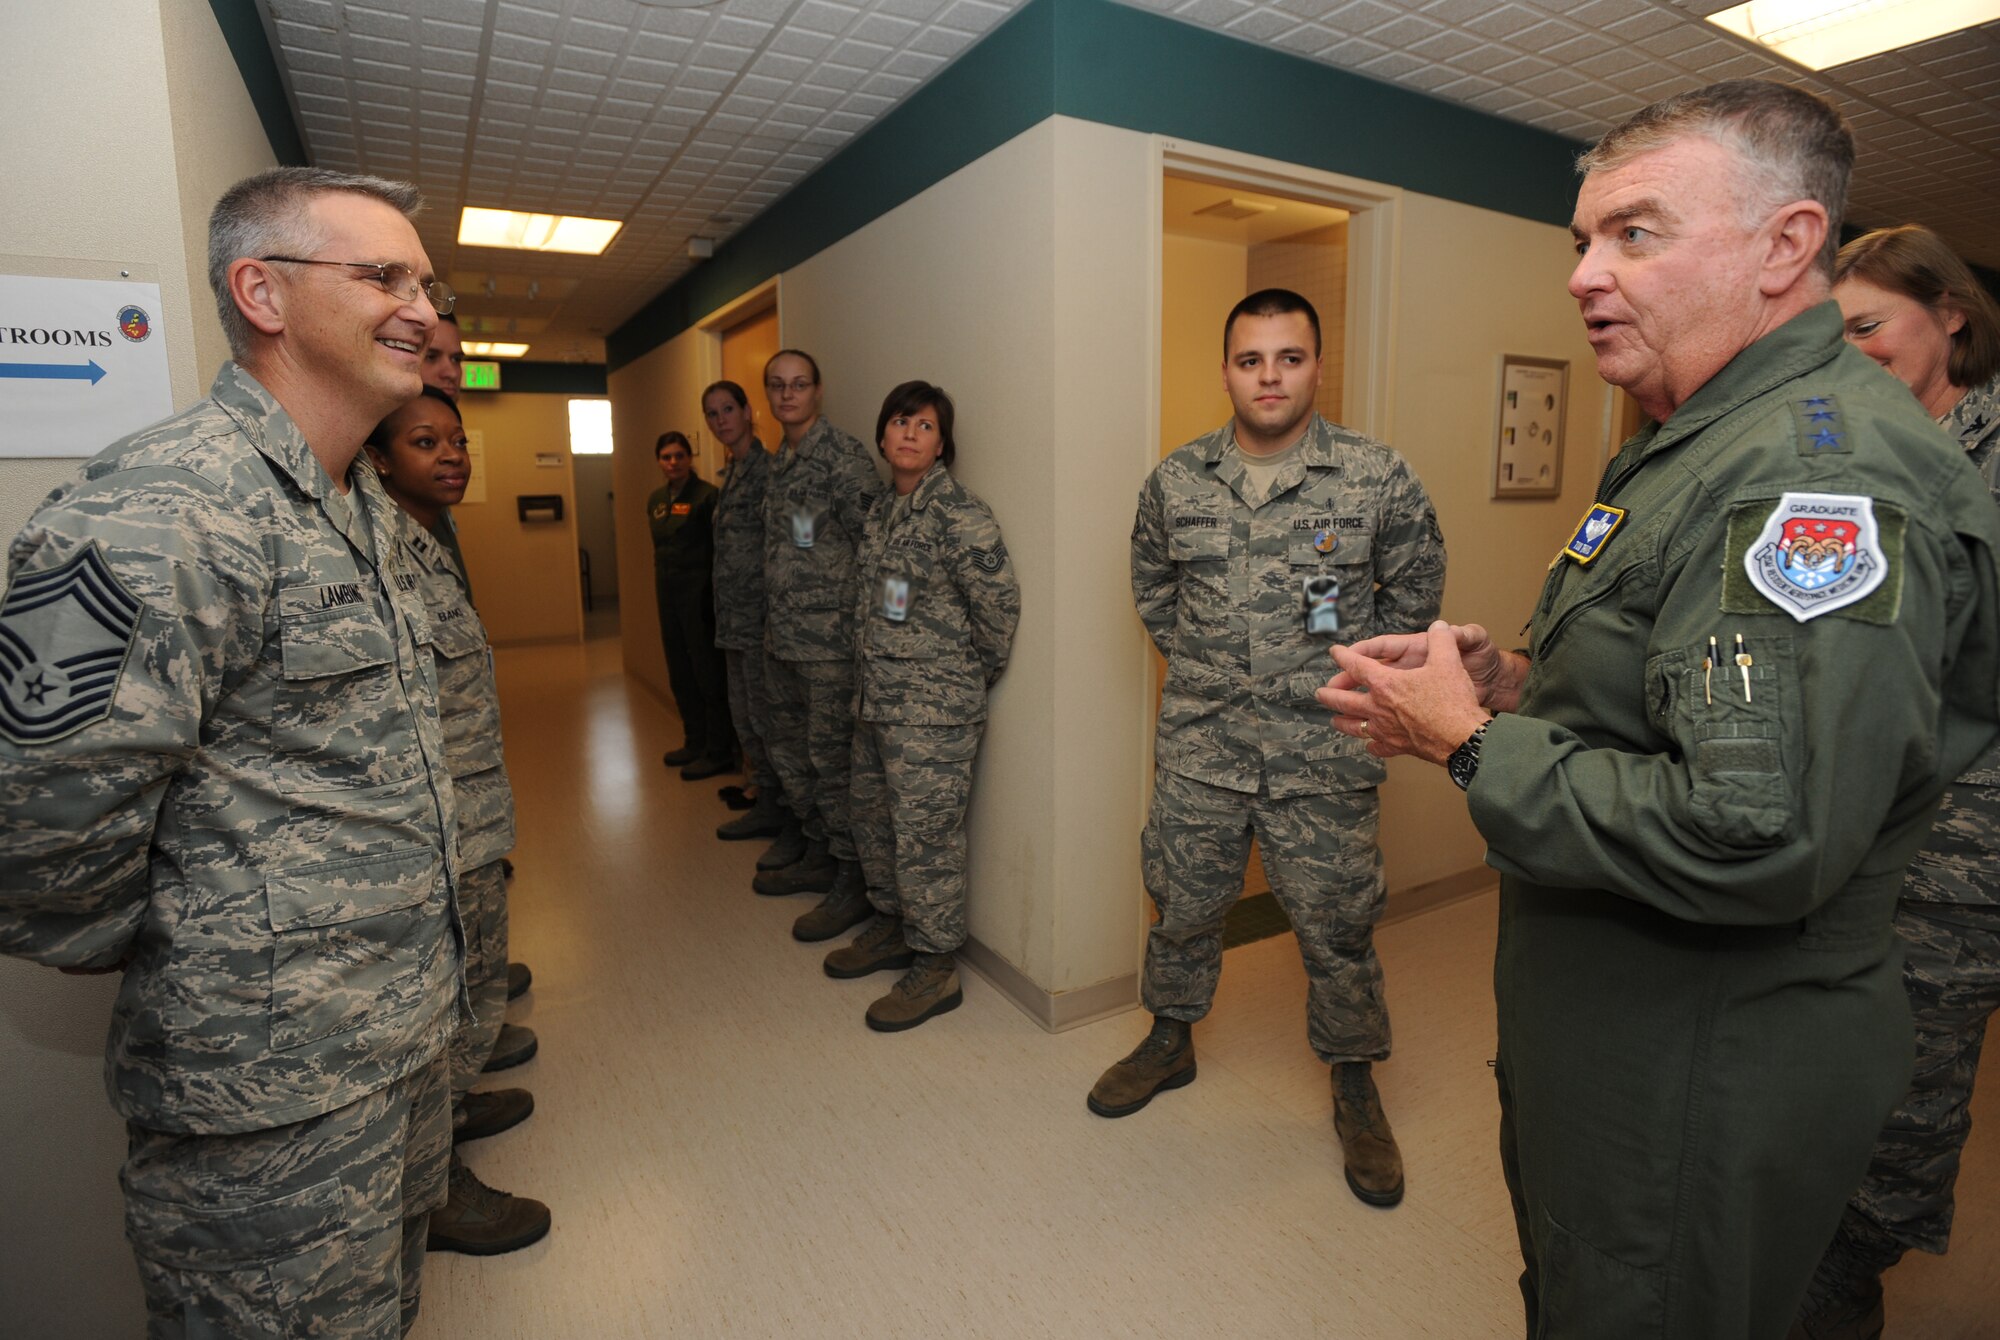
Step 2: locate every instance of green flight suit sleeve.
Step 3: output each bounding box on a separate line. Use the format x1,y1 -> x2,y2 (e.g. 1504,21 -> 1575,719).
1131,469 -> 1175,657
1468,506 -> 1994,926
0,469 -> 268,967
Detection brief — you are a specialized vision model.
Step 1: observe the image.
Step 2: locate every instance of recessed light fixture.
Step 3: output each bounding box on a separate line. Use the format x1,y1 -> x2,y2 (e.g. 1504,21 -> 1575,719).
464,341 -> 531,358
1705,0 -> 2000,70
1194,197 -> 1278,221
458,207 -> 622,255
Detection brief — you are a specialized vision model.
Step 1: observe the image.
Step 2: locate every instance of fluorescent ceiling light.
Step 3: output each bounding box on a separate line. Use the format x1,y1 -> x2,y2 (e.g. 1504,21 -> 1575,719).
1705,0 -> 2000,70
464,341 -> 531,358
458,207 -> 622,255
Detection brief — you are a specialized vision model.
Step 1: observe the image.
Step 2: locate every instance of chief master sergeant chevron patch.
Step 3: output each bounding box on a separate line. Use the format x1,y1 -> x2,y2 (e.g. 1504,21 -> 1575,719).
0,543 -> 142,745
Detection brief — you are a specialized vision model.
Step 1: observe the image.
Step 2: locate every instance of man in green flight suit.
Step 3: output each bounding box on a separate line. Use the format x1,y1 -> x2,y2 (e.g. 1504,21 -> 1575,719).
650,430 -> 735,779
1320,81 -> 2000,1337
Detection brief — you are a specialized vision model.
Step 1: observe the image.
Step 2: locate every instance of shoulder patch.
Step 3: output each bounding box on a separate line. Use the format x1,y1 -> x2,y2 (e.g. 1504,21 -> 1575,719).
968,541 -> 1009,574
0,543 -> 142,744
1723,492 -> 1902,624
1790,395 -> 1849,456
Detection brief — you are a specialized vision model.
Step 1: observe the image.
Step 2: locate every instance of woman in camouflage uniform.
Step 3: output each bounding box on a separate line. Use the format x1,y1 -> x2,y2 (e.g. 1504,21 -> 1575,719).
1799,224 -> 2000,1337
366,388 -> 551,1256
819,381 -> 1020,1031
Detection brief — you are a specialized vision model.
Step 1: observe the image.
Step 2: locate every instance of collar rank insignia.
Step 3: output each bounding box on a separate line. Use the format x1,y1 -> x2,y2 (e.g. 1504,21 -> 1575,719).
0,543 -> 142,745
1743,492 -> 1886,621
1791,395 -> 1848,455
1562,503 -> 1627,565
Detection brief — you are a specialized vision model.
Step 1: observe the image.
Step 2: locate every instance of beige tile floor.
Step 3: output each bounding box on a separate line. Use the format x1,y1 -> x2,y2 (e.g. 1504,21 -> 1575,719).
424,636 -> 1998,1339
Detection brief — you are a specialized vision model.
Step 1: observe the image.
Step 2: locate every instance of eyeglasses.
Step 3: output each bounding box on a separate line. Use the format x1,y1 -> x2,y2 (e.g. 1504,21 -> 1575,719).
259,257 -> 457,315
765,378 -> 815,395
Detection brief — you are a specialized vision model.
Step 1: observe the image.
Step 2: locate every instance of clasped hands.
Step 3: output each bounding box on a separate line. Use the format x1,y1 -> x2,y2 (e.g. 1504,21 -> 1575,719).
1317,620 -> 1522,765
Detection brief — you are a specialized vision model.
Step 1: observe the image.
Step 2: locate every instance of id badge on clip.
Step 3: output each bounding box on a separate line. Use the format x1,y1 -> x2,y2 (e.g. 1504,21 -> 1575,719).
790,508 -> 817,549
882,576 -> 910,622
1304,575 -> 1340,635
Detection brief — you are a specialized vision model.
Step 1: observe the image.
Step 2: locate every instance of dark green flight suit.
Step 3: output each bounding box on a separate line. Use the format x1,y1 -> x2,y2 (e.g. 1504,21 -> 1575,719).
649,473 -> 732,760
1465,304 -> 2000,1337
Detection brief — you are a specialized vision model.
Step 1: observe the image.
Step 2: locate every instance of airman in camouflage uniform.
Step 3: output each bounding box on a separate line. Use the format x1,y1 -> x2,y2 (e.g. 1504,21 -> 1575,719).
705,379 -> 790,843
820,384 -> 1019,1030
1088,290 -> 1443,1210
755,350 -> 882,903
363,387 -> 550,1257
0,169 -> 464,1337
1801,356 -> 2000,1336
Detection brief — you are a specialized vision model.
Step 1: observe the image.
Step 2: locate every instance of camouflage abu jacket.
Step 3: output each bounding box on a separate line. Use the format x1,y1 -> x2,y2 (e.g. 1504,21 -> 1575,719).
0,363 -> 462,1135
762,416 -> 882,663
712,439 -> 772,652
390,506 -> 515,872
853,461 -> 1020,725
1133,413 -> 1444,797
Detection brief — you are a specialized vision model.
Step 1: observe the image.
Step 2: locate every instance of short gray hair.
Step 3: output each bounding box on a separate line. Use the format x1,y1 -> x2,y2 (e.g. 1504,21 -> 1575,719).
1577,79 -> 1852,277
208,167 -> 425,359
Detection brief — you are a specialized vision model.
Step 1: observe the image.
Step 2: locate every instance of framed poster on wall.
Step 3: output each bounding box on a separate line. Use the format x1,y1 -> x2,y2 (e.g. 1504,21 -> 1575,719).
1493,355 -> 1568,499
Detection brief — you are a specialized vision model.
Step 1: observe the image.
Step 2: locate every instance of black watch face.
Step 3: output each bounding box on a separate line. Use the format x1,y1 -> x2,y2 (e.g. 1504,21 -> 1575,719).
1449,745 -> 1477,790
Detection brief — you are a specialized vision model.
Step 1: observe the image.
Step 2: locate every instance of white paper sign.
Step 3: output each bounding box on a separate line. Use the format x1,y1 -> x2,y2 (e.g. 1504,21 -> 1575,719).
461,428 -> 487,505
0,274 -> 174,458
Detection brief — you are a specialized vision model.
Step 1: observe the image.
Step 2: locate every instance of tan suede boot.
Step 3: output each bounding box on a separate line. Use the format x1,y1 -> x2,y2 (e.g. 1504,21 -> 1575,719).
824,914 -> 915,979
1086,1016 -> 1195,1118
1331,1061 -> 1404,1206
864,952 -> 962,1032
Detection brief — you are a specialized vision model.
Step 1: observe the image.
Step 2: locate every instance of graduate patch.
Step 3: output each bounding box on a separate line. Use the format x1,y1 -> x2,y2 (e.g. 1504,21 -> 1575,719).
1562,504 -> 1626,565
1738,493 -> 1894,622
0,544 -> 141,745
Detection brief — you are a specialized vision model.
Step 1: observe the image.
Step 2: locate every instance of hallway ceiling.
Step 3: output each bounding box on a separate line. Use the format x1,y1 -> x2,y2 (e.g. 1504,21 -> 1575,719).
257,0 -> 2000,363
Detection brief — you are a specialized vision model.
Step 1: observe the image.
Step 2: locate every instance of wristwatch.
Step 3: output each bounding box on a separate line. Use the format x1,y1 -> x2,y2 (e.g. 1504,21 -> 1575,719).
1446,721 -> 1490,792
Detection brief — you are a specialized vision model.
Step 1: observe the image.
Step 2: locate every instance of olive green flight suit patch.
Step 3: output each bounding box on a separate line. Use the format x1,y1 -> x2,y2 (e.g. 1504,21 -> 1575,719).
1721,500 -> 1906,624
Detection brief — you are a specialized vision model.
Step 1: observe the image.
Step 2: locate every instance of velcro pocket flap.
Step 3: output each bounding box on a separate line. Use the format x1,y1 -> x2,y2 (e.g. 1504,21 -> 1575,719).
279,600 -> 393,680
266,844 -> 439,933
123,1175 -> 344,1271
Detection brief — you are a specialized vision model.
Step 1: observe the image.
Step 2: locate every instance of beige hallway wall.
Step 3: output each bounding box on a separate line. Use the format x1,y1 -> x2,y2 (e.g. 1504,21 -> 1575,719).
0,4 -> 275,1334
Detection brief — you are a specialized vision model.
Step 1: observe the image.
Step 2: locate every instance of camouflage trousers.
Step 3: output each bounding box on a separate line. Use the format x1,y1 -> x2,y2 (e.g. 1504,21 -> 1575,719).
1813,885 -> 2000,1293
762,653 -> 858,861
1141,766 -> 1390,1064
725,648 -> 780,794
120,1052 -> 450,1339
850,718 -> 984,954
446,860 -> 509,1103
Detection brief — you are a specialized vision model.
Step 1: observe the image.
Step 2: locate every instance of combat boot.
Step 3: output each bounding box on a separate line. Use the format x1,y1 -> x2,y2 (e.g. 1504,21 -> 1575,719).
754,817 -> 807,871
1087,1016 -> 1195,1117
752,837 -> 835,895
426,1155 -> 552,1256
1331,1062 -> 1404,1206
824,914 -> 916,979
453,1087 -> 533,1143
792,861 -> 873,941
481,1022 -> 538,1072
506,960 -> 532,1000
718,789 -> 788,841
865,952 -> 963,1031
661,742 -> 700,767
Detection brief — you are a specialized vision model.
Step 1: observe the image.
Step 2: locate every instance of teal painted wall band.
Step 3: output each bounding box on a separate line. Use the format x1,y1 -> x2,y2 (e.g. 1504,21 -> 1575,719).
1052,1 -> 1581,230
607,0 -> 1584,370
207,0 -> 309,167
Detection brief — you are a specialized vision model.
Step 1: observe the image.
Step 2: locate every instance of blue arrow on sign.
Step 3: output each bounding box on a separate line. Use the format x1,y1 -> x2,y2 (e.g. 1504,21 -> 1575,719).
0,360 -> 107,385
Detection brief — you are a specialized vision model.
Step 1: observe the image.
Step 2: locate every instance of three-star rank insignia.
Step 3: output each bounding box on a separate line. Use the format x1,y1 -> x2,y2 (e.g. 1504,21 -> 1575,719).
1791,394 -> 1849,455
1562,503 -> 1627,565
0,543 -> 142,745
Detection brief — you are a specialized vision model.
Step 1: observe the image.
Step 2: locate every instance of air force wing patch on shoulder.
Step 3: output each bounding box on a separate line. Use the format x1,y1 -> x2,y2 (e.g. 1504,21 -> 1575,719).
0,544 -> 142,744
1742,492 -> 1889,622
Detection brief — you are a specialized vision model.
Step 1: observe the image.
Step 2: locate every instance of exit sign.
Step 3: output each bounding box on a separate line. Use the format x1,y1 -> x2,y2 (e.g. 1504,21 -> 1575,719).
461,360 -> 502,391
